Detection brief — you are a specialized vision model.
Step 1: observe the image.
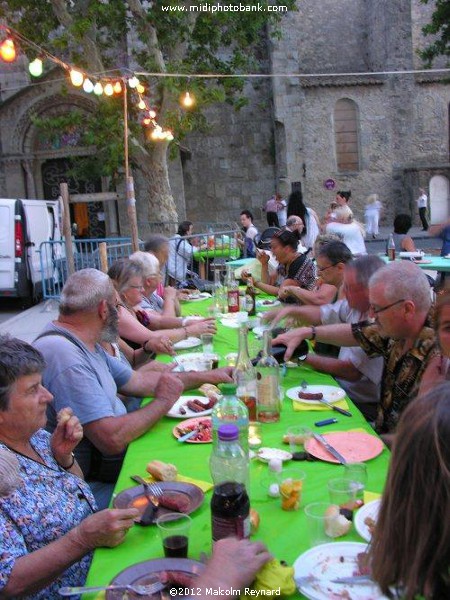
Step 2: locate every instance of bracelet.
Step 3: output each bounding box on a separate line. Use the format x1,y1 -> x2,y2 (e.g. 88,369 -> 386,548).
59,452 -> 75,470
183,327 -> 188,339
310,326 -> 316,341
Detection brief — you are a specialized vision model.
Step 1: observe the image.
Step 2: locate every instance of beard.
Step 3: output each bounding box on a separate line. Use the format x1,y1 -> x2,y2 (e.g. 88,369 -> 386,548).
100,303 -> 119,343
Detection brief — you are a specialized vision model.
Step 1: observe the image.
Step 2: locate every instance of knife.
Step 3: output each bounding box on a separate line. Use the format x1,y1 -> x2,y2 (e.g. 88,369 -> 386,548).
330,575 -> 373,584
177,428 -> 200,442
318,397 -> 353,417
313,433 -> 347,464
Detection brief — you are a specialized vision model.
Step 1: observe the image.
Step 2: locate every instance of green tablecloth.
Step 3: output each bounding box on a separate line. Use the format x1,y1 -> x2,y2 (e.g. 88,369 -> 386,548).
193,247 -> 241,262
381,254 -> 450,271
85,297 -> 390,598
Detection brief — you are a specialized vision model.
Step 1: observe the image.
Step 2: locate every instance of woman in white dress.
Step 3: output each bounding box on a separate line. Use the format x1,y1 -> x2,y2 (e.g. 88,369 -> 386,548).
364,193 -> 383,239
325,205 -> 367,255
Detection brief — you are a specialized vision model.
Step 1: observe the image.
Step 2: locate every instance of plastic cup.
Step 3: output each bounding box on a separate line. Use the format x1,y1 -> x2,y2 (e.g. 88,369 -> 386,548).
278,468 -> 306,511
327,477 -> 358,512
285,426 -> 313,457
201,333 -> 214,353
344,462 -> 368,501
248,422 -> 262,449
304,502 -> 338,546
156,513 -> 191,558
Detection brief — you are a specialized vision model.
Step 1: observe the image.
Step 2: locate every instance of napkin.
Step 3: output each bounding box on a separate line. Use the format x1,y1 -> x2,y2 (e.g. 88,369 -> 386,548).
242,559 -> 296,598
293,398 -> 350,412
144,474 -> 213,493
364,490 -> 382,503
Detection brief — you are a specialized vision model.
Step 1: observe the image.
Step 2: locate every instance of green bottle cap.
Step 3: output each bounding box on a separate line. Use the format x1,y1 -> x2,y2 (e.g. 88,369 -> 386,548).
219,383 -> 237,395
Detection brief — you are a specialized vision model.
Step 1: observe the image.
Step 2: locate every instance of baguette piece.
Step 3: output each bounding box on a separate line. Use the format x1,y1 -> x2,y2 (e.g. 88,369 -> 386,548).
324,505 -> 352,538
146,460 -> 178,482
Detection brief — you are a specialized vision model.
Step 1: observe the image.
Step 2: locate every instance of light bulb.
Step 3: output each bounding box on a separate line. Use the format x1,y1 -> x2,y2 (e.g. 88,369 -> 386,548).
104,83 -> 114,96
149,109 -> 156,119
181,91 -> 195,108
113,81 -> 122,94
70,69 -> 84,87
83,78 -> 94,93
142,117 -> 151,126
93,82 -> 103,95
138,99 -> 146,110
29,57 -> 43,77
0,38 -> 16,63
128,76 -> 139,88
166,131 -> 174,141
136,83 -> 145,94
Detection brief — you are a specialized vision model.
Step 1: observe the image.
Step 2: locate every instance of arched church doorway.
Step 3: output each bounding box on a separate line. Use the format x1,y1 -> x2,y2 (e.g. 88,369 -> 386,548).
429,175 -> 450,224
41,157 -> 105,238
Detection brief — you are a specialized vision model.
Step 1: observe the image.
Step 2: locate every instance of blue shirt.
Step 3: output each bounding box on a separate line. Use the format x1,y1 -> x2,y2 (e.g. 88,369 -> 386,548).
0,430 -> 96,599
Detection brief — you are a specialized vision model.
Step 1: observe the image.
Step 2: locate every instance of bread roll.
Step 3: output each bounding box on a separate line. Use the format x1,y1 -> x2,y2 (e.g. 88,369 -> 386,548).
146,460 -> 178,481
250,508 -> 260,534
324,505 -> 352,538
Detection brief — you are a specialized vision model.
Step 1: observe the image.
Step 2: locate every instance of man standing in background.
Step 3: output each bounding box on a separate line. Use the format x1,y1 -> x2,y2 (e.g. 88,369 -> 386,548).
416,188 -> 429,231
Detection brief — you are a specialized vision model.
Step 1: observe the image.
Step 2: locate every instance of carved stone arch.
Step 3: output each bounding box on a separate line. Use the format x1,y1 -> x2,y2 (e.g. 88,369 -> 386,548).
13,93 -> 97,156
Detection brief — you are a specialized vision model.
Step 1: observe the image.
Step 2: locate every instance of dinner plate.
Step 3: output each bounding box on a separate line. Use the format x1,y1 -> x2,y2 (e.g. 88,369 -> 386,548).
106,558 -> 205,599
166,396 -> 213,419
294,542 -> 387,600
173,337 -> 202,350
354,498 -> 381,542
173,416 -> 212,443
286,384 -> 346,405
256,298 -> 280,308
113,482 -> 205,521
172,353 -> 214,372
305,432 -> 384,464
220,318 -> 244,328
185,292 -> 211,301
256,447 -> 293,462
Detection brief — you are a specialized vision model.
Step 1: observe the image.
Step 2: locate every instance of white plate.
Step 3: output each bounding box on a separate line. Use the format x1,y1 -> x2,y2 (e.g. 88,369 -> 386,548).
256,447 -> 292,462
166,395 -> 212,418
287,384 -> 346,405
256,299 -> 280,308
399,251 -> 424,259
294,542 -> 387,600
173,337 -> 202,350
220,318 -> 244,329
186,292 -> 211,301
354,499 -> 381,542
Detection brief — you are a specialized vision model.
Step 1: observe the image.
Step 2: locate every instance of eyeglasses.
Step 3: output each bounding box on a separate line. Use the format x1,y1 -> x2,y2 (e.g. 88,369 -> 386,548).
317,263 -> 336,273
128,285 -> 145,290
370,298 -> 405,315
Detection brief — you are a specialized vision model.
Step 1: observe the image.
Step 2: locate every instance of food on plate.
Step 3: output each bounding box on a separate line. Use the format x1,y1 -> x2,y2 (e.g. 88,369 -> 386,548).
146,460 -> 178,481
356,551 -> 372,576
177,396 -> 218,415
176,418 -> 212,442
186,399 -> 209,413
364,515 -> 376,536
297,391 -> 323,400
159,492 -> 190,513
199,383 -> 222,401
279,477 -> 303,511
250,508 -> 260,534
324,504 -> 352,538
160,570 -> 197,587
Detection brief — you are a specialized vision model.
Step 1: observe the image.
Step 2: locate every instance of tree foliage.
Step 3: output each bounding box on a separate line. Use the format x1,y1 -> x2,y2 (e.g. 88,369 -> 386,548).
420,0 -> 450,65
0,0 -> 296,182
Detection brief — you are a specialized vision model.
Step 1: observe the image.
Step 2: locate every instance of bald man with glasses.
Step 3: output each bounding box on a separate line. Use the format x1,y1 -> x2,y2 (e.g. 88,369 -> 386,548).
274,261 -> 439,443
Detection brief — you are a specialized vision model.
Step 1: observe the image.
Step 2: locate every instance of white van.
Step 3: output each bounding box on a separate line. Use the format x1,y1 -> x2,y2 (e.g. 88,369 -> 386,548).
0,198 -> 63,302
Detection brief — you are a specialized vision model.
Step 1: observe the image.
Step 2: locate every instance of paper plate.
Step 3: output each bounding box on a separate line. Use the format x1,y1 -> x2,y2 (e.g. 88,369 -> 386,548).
305,431 -> 384,464
287,384 -> 346,405
173,337 -> 202,350
106,558 -> 205,599
172,352 -> 214,372
256,447 -> 293,463
185,292 -> 211,301
294,542 -> 387,600
167,396 -> 213,419
173,416 -> 212,443
354,498 -> 381,542
256,298 -> 280,308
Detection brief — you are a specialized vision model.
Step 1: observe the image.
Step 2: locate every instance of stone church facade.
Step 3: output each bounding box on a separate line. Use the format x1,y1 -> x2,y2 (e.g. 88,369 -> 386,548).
0,0 -> 449,236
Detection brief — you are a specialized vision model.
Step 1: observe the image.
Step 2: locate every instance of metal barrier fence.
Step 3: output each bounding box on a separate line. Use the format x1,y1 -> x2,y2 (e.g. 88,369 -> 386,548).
39,237 -> 139,299
39,228 -> 243,299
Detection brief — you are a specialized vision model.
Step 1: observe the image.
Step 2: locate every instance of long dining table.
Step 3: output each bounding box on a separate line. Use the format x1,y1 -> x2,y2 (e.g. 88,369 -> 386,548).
84,294 -> 390,599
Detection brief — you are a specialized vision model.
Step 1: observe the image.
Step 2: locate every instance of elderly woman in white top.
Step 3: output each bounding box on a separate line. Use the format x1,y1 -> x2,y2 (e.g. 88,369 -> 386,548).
325,205 -> 367,256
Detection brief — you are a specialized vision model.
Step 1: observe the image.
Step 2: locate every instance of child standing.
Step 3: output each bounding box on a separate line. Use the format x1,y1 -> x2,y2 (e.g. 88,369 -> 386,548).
364,194 -> 382,239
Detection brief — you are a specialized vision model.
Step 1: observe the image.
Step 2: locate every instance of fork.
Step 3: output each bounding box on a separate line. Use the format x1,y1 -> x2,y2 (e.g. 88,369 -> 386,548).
59,580 -> 165,596
130,475 -> 160,506
148,482 -> 164,497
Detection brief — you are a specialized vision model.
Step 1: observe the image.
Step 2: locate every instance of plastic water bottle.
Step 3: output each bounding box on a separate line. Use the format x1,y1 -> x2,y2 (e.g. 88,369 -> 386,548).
212,383 -> 249,452
210,424 -> 251,541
